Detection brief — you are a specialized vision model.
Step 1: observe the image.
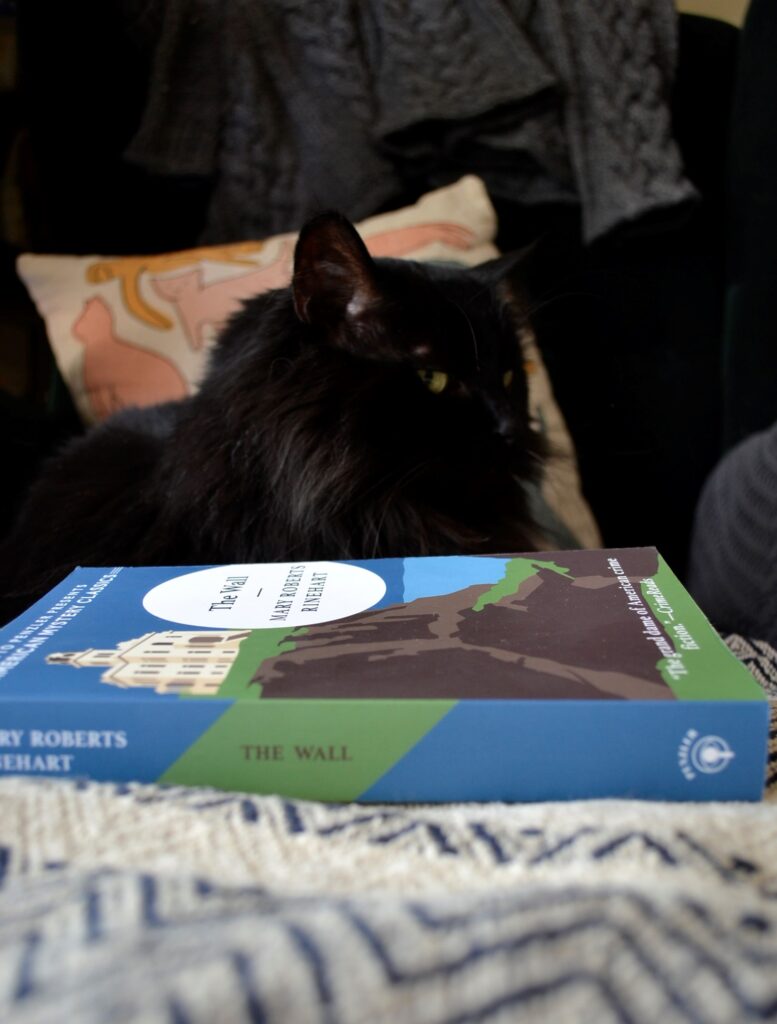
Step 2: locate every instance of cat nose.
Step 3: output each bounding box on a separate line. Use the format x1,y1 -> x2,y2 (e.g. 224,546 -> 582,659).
481,392 -> 517,445
494,408 -> 517,444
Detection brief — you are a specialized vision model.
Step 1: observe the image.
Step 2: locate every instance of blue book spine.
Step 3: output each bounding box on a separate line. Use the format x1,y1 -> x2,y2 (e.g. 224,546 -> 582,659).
0,697 -> 768,802
359,699 -> 770,803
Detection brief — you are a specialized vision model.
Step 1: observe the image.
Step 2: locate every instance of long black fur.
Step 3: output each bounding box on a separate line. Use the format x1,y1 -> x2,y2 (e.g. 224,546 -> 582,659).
0,213 -> 546,623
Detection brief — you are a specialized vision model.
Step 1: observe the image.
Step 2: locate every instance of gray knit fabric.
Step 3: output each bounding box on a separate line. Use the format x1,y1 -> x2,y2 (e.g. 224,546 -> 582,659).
689,422 -> 777,645
123,0 -> 696,244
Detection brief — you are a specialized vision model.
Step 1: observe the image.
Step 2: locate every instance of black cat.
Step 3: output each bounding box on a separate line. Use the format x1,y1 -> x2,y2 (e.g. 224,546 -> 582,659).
0,213 -> 546,622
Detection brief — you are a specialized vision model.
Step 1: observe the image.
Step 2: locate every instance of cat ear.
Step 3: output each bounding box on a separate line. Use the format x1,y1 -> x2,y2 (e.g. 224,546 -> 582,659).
292,212 -> 380,333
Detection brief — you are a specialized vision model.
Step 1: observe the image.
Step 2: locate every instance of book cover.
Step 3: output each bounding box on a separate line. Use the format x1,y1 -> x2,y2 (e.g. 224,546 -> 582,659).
0,548 -> 768,801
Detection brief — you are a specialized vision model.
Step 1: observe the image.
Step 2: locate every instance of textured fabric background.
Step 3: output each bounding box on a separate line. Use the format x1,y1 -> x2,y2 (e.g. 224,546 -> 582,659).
1,635 -> 775,1023
124,0 -> 696,245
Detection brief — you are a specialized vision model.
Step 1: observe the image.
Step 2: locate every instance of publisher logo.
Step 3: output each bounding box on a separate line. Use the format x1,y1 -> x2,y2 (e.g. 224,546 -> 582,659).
678,729 -> 736,781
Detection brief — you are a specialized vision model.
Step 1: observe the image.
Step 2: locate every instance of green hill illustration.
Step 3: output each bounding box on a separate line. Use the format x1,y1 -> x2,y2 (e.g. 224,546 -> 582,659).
248,551 -> 673,701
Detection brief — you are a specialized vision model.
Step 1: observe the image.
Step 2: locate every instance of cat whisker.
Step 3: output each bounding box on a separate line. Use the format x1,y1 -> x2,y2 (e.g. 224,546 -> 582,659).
363,459 -> 432,556
447,298 -> 480,371
517,287 -> 600,323
363,457 -> 431,505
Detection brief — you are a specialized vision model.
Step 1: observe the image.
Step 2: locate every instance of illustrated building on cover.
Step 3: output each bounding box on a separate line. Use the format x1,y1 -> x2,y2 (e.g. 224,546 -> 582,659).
46,630 -> 250,695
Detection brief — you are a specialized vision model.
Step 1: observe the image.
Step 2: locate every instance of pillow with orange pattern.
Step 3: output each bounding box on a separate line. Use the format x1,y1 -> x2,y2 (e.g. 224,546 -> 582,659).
16,175 -> 601,548
17,177 -> 499,424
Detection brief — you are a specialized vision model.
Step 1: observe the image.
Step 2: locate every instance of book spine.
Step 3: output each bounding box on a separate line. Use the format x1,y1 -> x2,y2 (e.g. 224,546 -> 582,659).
0,698 -> 769,802
358,700 -> 770,802
0,698 -> 231,785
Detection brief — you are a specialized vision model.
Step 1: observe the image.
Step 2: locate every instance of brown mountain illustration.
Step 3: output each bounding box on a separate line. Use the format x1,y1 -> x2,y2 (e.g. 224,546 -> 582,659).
252,554 -> 674,701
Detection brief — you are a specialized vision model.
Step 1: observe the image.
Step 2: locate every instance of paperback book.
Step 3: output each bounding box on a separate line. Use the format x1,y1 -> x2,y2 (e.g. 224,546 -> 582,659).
0,548 -> 769,801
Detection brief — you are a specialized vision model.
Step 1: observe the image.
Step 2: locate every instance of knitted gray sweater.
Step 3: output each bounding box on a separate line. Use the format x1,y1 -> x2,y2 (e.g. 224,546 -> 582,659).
124,0 -> 696,244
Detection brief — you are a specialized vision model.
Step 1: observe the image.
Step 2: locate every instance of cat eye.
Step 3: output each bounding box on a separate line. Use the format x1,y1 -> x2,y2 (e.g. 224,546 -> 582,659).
417,369 -> 449,394
502,369 -> 514,389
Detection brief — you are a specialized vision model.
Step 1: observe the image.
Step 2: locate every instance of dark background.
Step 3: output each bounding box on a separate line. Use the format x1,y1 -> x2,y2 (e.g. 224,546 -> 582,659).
0,4 -> 767,581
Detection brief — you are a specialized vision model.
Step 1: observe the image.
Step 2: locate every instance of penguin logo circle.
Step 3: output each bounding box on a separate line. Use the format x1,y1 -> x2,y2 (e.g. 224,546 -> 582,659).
690,735 -> 735,775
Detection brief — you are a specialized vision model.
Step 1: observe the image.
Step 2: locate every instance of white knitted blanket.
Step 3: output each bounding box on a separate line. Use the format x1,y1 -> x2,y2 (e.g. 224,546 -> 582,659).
2,636 -> 776,1023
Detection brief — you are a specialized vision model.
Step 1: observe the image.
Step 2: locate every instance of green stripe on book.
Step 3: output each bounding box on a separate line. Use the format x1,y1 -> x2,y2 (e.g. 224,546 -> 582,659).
641,556 -> 765,701
159,699 -> 456,801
